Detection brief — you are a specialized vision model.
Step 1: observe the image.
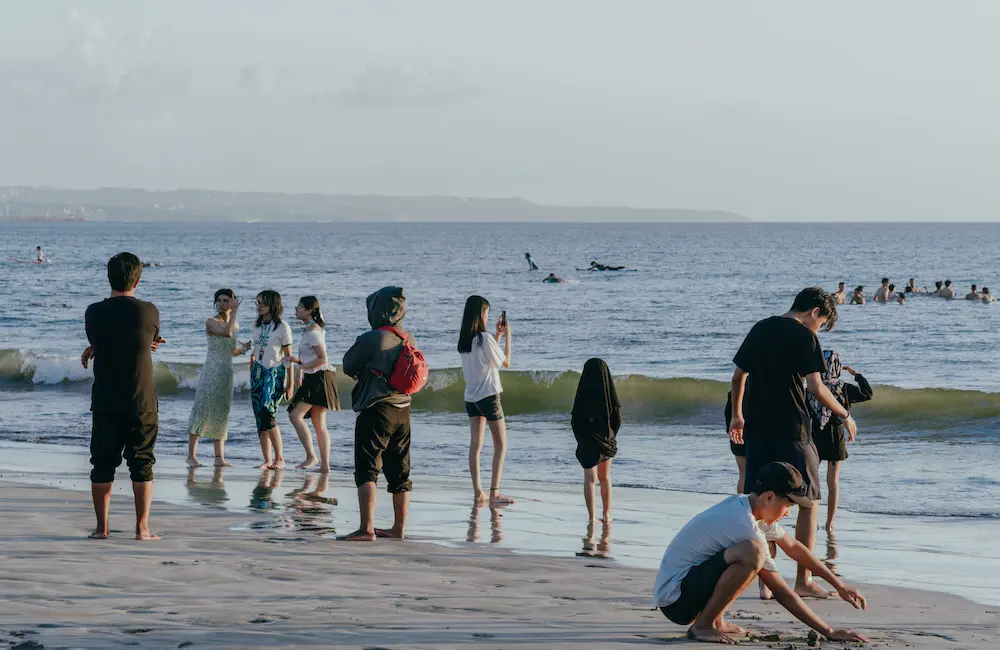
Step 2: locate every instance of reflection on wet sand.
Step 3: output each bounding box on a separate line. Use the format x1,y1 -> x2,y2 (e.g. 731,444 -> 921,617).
577,521 -> 612,559
185,466 -> 229,508
467,505 -> 507,544
220,470 -> 339,537
824,530 -> 840,576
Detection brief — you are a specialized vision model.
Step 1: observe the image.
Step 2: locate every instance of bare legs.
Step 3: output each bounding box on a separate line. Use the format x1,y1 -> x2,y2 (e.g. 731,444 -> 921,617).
468,416 -> 513,505
687,539 -> 765,644
583,466 -> 597,521
825,461 -> 840,532
583,459 -> 613,522
794,502 -> 832,598
289,402 -> 318,469
343,482 -> 409,542
735,455 -> 747,494
257,426 -> 284,469
89,480 -> 158,541
189,435 -> 231,467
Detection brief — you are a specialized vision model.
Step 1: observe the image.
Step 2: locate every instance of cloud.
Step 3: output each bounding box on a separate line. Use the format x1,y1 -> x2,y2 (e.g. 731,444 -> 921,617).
316,63 -> 481,109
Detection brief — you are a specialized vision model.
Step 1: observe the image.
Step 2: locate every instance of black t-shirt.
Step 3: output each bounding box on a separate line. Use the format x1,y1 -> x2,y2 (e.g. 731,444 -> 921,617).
732,316 -> 826,442
85,296 -> 160,414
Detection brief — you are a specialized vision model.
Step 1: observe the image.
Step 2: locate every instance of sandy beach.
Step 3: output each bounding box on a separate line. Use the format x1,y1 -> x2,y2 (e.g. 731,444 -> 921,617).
0,478 -> 996,650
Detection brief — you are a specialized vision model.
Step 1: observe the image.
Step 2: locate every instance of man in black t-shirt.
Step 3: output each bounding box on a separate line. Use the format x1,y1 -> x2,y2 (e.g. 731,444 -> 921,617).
729,287 -> 856,599
82,252 -> 164,541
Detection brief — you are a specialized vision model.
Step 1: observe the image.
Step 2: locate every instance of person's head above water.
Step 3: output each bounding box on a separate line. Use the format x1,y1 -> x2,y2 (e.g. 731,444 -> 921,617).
789,287 -> 838,332
36,246 -> 42,251
888,284 -> 895,292
908,278 -> 916,286
971,284 -> 978,291
881,278 -> 890,286
983,287 -> 991,295
838,282 -> 846,290
897,293 -> 906,303
935,280 -> 944,289
854,285 -> 864,293
458,295 -> 490,354
945,280 -> 952,287
107,252 -> 142,293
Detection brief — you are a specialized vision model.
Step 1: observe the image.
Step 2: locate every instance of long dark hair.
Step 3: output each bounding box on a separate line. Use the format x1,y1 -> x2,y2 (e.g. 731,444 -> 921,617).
299,295 -> 325,327
457,295 -> 490,354
255,290 -> 283,327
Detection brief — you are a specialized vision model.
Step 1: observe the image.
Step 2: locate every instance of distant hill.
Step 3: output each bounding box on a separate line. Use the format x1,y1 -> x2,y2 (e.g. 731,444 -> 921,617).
0,186 -> 747,223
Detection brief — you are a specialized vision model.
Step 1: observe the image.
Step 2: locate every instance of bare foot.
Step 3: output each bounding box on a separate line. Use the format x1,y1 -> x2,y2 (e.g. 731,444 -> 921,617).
270,460 -> 286,470
718,620 -> 749,637
338,529 -> 376,542
317,465 -> 330,474
825,522 -> 835,533
255,461 -> 272,469
759,583 -> 774,600
375,527 -> 404,539
296,457 -> 318,469
489,492 -> 516,505
687,625 -> 736,644
88,530 -> 109,539
601,512 -> 613,523
186,456 -> 203,467
795,580 -> 836,599
473,491 -> 489,505
214,458 -> 232,467
135,530 -> 161,541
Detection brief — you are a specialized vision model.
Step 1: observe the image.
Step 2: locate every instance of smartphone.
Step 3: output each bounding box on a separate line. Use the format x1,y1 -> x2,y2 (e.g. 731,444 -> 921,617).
501,310 -> 507,326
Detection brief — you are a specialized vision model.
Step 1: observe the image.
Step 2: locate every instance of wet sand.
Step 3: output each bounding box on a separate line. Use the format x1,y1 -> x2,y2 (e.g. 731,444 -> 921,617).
0,478 -> 997,649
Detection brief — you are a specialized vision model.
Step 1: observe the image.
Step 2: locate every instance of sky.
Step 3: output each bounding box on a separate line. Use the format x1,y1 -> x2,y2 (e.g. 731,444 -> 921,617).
0,1 -> 998,221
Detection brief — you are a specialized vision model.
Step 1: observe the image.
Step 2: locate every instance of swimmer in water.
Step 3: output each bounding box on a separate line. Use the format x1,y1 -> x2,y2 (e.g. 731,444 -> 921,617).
982,288 -> 994,304
850,286 -> 865,305
142,262 -> 161,268
833,282 -> 847,304
589,261 -> 626,271
873,278 -> 891,303
965,285 -> 980,301
930,280 -> 944,296
904,279 -> 921,293
543,273 -> 567,284
525,253 -> 539,271
939,280 -> 956,299
36,246 -> 45,263
896,292 -> 906,305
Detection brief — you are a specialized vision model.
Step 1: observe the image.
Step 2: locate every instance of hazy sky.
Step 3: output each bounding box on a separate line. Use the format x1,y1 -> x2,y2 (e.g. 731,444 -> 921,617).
1,2 -> 998,221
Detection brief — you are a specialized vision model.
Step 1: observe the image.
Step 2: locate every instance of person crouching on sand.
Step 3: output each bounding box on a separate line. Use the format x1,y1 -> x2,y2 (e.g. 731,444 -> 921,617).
458,295 -> 515,505
572,358 -> 621,522
652,462 -> 868,645
807,351 -> 873,532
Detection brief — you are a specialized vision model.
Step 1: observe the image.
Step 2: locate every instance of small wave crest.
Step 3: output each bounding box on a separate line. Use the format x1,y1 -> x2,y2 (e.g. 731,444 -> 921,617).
3,348 -> 999,429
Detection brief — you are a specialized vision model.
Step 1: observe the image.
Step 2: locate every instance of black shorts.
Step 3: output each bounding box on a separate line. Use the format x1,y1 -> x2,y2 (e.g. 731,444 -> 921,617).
465,394 -> 504,421
90,411 -> 158,483
354,402 -> 412,493
812,422 -> 848,462
744,436 -> 821,502
660,551 -> 730,625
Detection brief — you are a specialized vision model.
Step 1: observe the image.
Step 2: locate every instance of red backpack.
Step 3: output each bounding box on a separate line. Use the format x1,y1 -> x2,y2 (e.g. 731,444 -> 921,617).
376,326 -> 429,395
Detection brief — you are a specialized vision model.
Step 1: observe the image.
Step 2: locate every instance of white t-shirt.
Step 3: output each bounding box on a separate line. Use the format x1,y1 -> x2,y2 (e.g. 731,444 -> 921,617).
299,326 -> 332,374
653,495 -> 787,608
251,320 -> 293,369
460,333 -> 506,403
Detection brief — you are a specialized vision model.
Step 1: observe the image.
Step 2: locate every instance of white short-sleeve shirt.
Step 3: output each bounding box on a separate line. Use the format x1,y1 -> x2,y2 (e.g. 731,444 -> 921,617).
653,495 -> 787,608
299,326 -> 332,374
460,333 -> 506,403
251,320 -> 293,369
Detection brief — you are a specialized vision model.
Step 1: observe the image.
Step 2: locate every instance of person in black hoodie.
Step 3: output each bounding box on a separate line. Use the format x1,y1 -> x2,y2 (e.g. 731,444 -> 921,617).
572,358 -> 621,523
340,287 -> 414,542
807,350 -> 873,533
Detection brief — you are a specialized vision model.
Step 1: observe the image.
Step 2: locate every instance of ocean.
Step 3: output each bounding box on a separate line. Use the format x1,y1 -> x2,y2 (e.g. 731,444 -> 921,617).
2,220 -> 999,524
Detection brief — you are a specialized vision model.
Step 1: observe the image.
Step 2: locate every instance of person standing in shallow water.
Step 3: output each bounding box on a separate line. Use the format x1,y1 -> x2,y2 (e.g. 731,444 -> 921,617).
186,289 -> 251,468
287,296 -> 340,473
572,358 -> 621,522
81,252 -> 164,540
250,290 -> 293,469
807,350 -> 873,533
340,286 -> 415,542
458,295 -> 515,505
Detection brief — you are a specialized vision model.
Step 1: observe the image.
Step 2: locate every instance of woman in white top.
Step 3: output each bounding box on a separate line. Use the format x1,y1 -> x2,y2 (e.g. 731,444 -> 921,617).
287,296 -> 340,473
250,290 -> 294,469
458,295 -> 513,505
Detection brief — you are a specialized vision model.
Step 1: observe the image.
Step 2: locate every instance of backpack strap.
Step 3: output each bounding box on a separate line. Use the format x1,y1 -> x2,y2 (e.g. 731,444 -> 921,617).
379,325 -> 407,344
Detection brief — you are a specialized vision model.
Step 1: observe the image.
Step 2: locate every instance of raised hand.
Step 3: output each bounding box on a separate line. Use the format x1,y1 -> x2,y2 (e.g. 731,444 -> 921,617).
151,337 -> 166,352
843,364 -> 858,376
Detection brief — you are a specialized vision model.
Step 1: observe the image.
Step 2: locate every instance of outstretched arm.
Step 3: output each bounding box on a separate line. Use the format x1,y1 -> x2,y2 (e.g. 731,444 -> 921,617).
776,536 -> 867,610
759,571 -> 869,643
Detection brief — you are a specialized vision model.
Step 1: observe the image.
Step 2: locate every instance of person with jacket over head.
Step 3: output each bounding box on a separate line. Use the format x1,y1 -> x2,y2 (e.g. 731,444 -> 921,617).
807,350 -> 873,533
572,358 -> 621,523
340,287 -> 414,542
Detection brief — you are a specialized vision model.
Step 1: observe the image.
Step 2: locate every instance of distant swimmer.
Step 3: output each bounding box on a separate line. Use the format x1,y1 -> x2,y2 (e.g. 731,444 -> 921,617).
904,279 -> 922,293
938,280 -> 955,299
543,273 -> 567,284
142,262 -> 161,268
896,292 -> 906,305
982,288 -> 995,304
833,282 -> 847,305
35,246 -> 45,263
930,280 -> 944,296
965,285 -> 980,301
872,278 -> 891,303
850,286 -> 865,305
525,253 -> 539,271
588,261 -> 626,272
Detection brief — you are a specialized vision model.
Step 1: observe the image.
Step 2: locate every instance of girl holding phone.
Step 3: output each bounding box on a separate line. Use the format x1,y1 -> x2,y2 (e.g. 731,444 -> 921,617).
458,295 -> 514,505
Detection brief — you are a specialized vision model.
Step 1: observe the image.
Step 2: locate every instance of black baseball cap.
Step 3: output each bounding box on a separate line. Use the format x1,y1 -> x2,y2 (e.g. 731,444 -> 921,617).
752,462 -> 811,506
